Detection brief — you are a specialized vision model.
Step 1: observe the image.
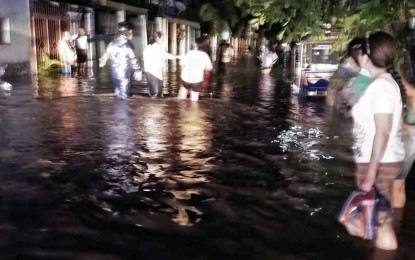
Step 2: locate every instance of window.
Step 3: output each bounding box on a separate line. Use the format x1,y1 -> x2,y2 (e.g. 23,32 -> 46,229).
0,18 -> 10,44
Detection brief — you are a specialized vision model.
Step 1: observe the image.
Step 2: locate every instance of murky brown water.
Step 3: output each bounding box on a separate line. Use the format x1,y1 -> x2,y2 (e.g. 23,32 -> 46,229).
0,55 -> 414,259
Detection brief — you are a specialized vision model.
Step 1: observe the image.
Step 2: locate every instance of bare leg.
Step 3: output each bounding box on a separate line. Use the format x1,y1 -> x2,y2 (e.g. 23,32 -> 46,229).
190,90 -> 200,101
177,86 -> 188,100
391,180 -> 406,208
375,223 -> 397,250
371,247 -> 397,260
78,62 -> 86,75
355,163 -> 398,250
392,207 -> 404,235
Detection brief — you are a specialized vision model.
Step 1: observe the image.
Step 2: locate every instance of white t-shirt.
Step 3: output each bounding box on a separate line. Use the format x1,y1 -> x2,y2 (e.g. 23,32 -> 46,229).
351,73 -> 405,163
180,50 -> 213,83
260,51 -> 278,68
58,40 -> 76,63
71,34 -> 88,50
143,43 -> 165,80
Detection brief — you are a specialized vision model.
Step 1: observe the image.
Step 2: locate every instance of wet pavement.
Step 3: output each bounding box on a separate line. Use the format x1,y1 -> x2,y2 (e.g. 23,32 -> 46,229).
0,54 -> 414,259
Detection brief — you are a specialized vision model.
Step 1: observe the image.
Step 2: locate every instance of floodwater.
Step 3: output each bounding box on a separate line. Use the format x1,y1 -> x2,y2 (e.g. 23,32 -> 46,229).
0,54 -> 414,259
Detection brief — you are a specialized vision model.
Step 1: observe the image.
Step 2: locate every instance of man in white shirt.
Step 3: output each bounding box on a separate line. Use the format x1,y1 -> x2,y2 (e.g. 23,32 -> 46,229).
143,31 -> 179,98
72,27 -> 89,75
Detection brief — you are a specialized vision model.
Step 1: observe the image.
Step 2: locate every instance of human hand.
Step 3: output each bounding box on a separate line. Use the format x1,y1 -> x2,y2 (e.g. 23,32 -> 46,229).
99,57 -> 107,68
133,71 -> 142,81
358,175 -> 375,192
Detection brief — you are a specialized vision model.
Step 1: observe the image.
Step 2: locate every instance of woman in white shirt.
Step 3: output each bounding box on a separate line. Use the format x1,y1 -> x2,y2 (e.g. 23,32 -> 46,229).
177,38 -> 213,102
58,31 -> 76,75
352,31 -> 406,251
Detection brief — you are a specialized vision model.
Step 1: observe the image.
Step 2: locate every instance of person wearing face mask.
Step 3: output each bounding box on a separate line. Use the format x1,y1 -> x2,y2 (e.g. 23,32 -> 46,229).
99,21 -> 142,99
326,38 -> 371,115
326,38 -> 361,110
351,40 -> 372,104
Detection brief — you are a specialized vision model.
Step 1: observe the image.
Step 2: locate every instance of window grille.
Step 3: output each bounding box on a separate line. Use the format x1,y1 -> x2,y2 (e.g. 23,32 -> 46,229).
0,17 -> 11,44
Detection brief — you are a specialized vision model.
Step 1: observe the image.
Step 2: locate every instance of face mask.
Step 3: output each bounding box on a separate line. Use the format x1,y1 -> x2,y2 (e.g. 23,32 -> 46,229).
338,60 -> 358,78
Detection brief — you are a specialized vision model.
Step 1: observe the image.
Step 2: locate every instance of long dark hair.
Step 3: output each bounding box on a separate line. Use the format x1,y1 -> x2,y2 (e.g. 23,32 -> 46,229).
196,36 -> 211,54
347,37 -> 365,65
365,31 -> 406,110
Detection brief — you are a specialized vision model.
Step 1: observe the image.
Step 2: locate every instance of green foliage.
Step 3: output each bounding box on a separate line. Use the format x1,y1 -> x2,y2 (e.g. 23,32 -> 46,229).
200,0 -> 235,34
330,1 -> 414,68
199,0 -> 253,37
202,0 -> 415,70
38,52 -> 61,76
228,0 -> 415,70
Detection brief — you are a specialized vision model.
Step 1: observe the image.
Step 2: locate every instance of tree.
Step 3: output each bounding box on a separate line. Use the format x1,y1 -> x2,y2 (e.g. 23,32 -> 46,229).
231,0 -> 415,65
234,0 -> 339,42
199,0 -> 253,37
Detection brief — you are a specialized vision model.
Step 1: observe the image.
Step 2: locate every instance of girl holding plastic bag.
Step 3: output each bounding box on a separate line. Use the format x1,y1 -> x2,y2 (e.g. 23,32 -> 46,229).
348,31 -> 406,250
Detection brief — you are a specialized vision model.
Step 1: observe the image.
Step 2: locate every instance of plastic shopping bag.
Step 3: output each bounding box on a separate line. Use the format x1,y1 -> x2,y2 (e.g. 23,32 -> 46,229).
338,187 -> 393,240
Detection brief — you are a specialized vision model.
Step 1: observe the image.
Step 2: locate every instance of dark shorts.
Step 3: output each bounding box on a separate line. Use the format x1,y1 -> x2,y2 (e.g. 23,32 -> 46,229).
76,49 -> 87,63
181,80 -> 203,92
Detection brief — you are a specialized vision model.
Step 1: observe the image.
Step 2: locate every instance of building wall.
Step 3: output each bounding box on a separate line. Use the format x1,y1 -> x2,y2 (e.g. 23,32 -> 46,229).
0,0 -> 32,76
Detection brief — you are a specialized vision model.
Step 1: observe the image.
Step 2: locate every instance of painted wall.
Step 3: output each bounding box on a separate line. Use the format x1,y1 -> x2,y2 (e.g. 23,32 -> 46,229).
0,0 -> 31,75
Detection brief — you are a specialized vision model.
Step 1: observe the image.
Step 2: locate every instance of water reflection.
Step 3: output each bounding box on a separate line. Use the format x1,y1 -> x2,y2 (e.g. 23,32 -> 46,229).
34,75 -> 79,98
177,102 -> 212,167
0,55 -> 413,259
78,76 -> 95,95
214,77 -> 234,101
0,82 -> 12,97
139,101 -> 170,178
164,101 -> 213,226
59,76 -> 78,97
58,96 -> 80,157
258,74 -> 274,102
106,100 -> 135,157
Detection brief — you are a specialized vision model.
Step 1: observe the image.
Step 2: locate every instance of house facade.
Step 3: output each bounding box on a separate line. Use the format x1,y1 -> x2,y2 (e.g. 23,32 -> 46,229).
0,0 -> 32,77
0,0 -> 201,77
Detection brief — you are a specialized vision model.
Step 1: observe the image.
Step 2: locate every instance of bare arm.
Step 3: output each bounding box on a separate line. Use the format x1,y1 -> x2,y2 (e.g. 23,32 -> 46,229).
205,55 -> 213,71
99,45 -> 111,67
403,77 -> 415,97
359,113 -> 392,191
165,50 -> 178,60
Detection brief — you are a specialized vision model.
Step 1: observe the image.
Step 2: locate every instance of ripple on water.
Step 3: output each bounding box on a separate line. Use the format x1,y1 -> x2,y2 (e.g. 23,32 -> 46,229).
0,59 -> 412,259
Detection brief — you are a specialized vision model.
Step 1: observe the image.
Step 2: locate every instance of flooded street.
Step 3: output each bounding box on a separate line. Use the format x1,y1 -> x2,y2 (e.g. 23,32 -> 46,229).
0,55 -> 414,259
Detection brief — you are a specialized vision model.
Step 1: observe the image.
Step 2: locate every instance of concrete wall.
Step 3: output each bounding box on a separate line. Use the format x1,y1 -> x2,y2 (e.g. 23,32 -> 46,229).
0,0 -> 31,76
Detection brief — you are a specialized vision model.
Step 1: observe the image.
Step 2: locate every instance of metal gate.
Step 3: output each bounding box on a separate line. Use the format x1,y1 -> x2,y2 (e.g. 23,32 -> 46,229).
31,1 -> 78,66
